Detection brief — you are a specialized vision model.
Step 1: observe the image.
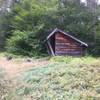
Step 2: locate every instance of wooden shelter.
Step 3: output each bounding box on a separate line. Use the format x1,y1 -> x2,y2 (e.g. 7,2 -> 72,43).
45,28 -> 88,56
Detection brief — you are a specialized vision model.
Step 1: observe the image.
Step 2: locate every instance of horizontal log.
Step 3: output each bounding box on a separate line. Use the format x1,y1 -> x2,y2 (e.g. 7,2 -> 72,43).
55,44 -> 79,48
55,48 -> 82,51
55,51 -> 81,53
56,42 -> 70,45
55,38 -> 68,41
55,51 -> 81,54
55,41 -> 79,45
55,42 -> 77,45
55,44 -> 70,46
55,36 -> 80,44
56,39 -> 71,42
56,52 -> 83,55
55,53 -> 82,56
55,49 -> 82,51
55,42 -> 71,45
56,37 -> 76,42
55,46 -> 81,49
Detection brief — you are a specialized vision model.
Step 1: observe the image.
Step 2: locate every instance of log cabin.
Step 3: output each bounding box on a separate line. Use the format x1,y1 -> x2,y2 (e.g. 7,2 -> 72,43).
45,28 -> 88,56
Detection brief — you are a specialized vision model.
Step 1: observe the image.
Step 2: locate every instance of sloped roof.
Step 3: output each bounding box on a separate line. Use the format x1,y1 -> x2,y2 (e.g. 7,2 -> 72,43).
46,28 -> 88,47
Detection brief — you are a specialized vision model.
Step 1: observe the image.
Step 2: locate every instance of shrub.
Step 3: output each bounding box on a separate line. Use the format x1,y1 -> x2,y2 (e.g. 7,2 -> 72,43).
6,30 -> 47,57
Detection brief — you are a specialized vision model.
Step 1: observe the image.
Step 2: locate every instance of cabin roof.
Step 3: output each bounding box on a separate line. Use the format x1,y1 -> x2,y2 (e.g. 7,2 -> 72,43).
46,28 -> 88,47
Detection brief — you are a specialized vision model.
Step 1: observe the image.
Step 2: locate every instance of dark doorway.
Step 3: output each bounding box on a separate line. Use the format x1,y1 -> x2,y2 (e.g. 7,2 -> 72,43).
49,34 -> 55,53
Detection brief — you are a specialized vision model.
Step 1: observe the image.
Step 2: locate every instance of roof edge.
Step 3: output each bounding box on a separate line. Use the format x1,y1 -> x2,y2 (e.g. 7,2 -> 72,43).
46,28 -> 88,47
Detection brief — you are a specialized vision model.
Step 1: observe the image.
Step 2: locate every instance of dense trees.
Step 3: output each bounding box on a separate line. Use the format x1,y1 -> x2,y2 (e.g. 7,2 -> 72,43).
0,0 -> 100,56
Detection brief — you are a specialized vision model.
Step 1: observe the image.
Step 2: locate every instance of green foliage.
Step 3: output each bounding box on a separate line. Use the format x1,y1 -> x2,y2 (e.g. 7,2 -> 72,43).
9,57 -> 100,100
6,30 -> 46,56
0,0 -> 99,56
5,0 -> 58,56
86,21 -> 100,56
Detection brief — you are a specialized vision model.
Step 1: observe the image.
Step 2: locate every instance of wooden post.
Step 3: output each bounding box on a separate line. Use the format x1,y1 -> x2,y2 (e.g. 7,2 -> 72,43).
47,40 -> 55,56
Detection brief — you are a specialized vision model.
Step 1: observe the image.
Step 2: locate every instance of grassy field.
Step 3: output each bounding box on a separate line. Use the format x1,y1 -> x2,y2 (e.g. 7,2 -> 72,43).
0,56 -> 100,100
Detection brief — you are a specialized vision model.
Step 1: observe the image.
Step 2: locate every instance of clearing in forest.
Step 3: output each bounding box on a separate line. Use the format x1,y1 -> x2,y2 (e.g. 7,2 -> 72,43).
0,56 -> 100,100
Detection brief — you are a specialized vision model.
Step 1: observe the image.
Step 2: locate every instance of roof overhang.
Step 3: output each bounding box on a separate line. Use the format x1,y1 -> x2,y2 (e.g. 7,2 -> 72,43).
46,28 -> 88,47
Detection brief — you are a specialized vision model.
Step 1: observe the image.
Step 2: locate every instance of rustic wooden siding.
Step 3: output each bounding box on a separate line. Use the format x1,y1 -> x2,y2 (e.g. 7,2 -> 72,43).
55,32 -> 83,56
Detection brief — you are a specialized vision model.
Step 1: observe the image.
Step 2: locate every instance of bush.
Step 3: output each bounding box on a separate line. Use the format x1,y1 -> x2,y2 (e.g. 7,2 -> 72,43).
6,30 -> 47,57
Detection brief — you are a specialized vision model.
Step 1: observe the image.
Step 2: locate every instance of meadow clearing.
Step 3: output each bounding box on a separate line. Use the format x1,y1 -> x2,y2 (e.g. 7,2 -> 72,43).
0,55 -> 100,100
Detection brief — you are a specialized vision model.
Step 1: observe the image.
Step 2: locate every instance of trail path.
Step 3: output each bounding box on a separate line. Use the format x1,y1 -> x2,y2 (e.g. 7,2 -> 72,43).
0,57 -> 50,78
0,57 -> 50,99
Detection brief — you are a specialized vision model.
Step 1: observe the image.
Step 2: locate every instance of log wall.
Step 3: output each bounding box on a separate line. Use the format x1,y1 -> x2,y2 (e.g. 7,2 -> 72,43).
55,32 -> 83,56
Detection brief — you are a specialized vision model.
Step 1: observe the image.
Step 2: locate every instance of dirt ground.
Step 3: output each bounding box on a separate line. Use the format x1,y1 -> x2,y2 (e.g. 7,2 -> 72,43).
0,56 -> 50,100
0,56 -> 50,78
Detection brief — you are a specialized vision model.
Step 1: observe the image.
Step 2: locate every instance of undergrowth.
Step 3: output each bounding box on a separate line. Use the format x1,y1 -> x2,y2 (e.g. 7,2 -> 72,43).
0,68 -> 11,100
6,56 -> 100,100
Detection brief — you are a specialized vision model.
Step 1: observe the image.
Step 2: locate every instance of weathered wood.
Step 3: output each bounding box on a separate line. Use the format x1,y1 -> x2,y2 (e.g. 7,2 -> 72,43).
47,40 -> 55,56
55,32 -> 84,56
45,43 -> 51,55
46,28 -> 88,56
